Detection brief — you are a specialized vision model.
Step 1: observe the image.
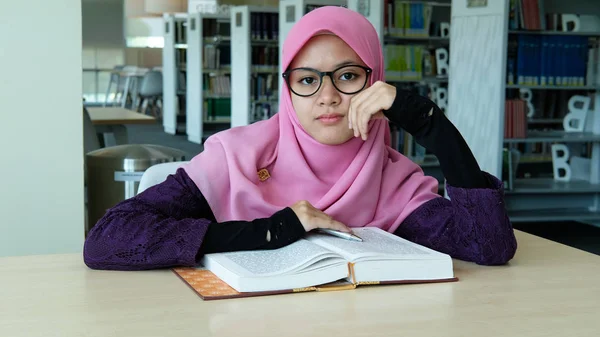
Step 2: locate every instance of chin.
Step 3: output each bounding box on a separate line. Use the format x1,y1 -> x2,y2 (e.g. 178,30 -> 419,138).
313,131 -> 354,145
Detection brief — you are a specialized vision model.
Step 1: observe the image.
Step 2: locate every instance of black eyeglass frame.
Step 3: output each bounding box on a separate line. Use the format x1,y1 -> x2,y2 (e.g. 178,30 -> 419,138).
282,65 -> 373,97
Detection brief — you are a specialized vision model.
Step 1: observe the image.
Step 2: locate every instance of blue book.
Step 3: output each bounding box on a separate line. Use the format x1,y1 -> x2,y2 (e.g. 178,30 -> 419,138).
517,35 -> 525,85
540,36 -> 548,86
579,36 -> 588,86
524,36 -> 530,85
547,36 -> 556,86
535,35 -> 541,85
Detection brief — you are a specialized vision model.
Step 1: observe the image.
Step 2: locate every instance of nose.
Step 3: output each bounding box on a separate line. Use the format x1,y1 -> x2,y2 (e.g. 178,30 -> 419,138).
317,75 -> 340,106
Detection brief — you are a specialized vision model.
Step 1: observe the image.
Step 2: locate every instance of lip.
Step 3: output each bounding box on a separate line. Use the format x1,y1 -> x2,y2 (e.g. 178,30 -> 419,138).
316,113 -> 344,125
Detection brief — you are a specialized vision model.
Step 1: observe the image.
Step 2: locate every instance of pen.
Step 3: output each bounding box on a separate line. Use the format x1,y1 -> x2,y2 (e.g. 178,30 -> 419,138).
316,228 -> 363,242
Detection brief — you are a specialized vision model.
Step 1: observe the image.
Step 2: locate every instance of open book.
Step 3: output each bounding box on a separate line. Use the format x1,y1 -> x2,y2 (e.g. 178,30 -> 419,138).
173,227 -> 457,300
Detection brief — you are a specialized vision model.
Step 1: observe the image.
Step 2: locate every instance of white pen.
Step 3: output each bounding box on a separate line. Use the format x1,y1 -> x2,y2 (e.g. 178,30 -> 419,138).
316,228 -> 363,242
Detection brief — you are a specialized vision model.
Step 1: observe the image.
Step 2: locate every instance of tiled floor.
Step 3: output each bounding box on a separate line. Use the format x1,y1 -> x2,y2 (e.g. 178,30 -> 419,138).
123,123 -> 600,256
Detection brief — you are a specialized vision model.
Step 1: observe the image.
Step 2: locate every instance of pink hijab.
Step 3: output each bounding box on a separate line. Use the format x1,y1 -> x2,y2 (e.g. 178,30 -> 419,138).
183,6 -> 439,233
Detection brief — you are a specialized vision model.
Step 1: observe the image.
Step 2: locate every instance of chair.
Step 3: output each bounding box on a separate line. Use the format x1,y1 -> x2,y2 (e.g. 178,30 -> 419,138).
83,107 -> 103,220
83,107 -> 102,154
104,65 -> 125,106
137,70 -> 163,117
137,161 -> 189,195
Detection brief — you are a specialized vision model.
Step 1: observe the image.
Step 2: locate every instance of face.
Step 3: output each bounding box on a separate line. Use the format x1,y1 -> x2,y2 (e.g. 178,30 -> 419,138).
287,34 -> 369,145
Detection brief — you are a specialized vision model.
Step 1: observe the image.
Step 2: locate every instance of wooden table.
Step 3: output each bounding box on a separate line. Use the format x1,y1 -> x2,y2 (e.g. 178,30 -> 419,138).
87,107 -> 155,125
86,107 -> 155,146
1,231 -> 599,337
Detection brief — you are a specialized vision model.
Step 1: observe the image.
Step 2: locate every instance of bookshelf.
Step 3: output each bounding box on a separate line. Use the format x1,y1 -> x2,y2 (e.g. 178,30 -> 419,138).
230,6 -> 280,128
162,13 -> 189,135
185,11 -> 231,144
447,0 -> 600,223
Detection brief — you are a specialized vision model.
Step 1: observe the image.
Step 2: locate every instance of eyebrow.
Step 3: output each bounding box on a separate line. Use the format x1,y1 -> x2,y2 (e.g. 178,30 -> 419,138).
334,60 -> 358,68
294,60 -> 360,71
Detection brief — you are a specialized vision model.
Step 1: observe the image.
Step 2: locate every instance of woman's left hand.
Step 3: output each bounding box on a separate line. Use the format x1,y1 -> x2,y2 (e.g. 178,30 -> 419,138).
348,81 -> 396,140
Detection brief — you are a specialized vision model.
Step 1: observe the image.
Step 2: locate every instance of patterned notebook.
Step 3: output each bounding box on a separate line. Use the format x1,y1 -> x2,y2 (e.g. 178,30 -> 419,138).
172,267 -> 357,301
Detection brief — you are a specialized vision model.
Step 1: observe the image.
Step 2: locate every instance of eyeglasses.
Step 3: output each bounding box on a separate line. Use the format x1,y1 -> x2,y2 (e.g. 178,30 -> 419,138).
282,65 -> 372,97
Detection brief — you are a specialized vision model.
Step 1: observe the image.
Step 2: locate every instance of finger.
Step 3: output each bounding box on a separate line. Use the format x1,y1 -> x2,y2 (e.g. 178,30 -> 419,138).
350,91 -> 367,137
328,218 -> 352,233
355,88 -> 385,140
357,94 -> 382,140
348,97 -> 352,129
352,97 -> 366,138
351,97 -> 360,138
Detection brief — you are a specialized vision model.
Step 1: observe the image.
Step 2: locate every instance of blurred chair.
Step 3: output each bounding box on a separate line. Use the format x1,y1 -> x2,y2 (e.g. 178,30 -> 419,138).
105,65 -> 149,108
83,107 -> 102,154
83,107 -> 102,210
137,161 -> 189,195
103,65 -> 125,106
137,70 -> 163,117
121,66 -> 148,108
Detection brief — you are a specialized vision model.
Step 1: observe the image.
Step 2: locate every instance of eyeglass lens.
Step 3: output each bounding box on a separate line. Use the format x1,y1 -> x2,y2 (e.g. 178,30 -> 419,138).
287,66 -> 369,96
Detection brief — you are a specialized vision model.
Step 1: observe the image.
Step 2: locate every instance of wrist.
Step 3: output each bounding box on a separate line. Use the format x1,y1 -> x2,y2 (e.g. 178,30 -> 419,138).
384,89 -> 440,136
267,207 -> 307,244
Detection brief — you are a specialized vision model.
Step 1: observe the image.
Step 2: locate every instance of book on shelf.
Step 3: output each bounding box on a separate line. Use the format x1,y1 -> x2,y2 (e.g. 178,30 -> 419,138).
203,97 -> 231,121
203,75 -> 231,97
507,34 -> 599,87
508,0 -> 545,31
174,20 -> 187,44
250,12 -> 278,41
505,99 -> 528,139
203,44 -> 231,69
251,101 -> 278,122
384,45 -> 445,81
252,45 -> 278,69
176,49 -> 186,67
203,17 -> 230,38
385,0 -> 435,37
249,42 -> 278,123
173,227 -> 456,301
385,45 -> 424,80
509,0 -> 600,33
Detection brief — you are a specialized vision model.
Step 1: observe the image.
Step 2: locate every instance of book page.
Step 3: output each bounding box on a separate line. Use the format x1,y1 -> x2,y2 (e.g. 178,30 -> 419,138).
203,239 -> 343,278
306,227 -> 447,262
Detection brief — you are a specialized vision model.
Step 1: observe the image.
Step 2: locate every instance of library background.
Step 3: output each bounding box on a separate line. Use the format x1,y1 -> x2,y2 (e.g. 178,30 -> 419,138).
83,0 -> 600,254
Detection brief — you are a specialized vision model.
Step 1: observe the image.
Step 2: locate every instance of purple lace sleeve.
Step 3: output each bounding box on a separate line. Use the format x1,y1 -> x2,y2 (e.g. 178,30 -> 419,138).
394,172 -> 517,265
83,169 -> 211,271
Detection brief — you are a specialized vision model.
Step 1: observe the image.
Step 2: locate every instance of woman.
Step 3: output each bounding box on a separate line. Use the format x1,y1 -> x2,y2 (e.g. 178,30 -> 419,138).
83,6 -> 517,271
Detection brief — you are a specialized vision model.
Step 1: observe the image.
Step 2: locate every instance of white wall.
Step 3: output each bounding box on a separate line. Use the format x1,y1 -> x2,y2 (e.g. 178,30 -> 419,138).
447,0 -> 509,178
83,0 -> 124,48
81,0 -> 125,102
0,1 -> 84,256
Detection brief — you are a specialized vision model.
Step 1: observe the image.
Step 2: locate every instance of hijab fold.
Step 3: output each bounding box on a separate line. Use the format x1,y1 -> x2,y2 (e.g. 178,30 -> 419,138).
183,6 -> 439,233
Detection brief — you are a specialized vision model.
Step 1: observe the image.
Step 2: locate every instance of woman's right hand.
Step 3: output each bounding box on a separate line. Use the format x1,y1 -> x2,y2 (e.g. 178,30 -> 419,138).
290,200 -> 352,233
